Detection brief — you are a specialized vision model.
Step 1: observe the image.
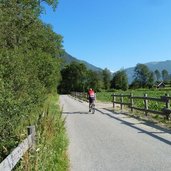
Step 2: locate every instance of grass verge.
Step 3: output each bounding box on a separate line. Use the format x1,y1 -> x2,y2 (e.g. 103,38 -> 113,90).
96,91 -> 171,129
16,93 -> 69,171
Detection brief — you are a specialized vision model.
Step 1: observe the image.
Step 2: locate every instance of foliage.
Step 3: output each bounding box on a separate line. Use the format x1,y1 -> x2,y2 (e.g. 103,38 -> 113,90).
58,62 -> 103,93
97,89 -> 171,126
61,51 -> 102,72
16,94 -> 68,171
148,71 -> 155,88
102,68 -> 111,90
86,70 -> 103,92
97,88 -> 171,103
162,69 -> 169,81
132,64 -> 154,88
154,69 -> 161,81
111,70 -> 128,90
0,0 -> 64,165
58,62 -> 87,93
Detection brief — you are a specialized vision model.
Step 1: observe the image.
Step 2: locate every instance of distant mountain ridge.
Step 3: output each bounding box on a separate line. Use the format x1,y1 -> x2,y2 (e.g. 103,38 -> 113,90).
144,60 -> 171,72
125,60 -> 171,83
61,52 -> 171,84
61,51 -> 102,72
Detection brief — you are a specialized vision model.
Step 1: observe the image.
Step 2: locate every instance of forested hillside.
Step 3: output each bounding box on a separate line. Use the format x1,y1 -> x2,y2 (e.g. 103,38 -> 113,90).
0,0 -> 68,170
61,52 -> 171,85
61,51 -> 102,72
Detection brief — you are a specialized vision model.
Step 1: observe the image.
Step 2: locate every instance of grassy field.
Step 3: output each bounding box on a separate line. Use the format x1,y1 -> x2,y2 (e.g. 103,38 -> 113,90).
96,89 -> 171,128
96,88 -> 171,102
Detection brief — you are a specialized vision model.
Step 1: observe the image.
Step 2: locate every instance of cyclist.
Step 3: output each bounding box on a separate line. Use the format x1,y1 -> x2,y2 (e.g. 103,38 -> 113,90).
87,88 -> 96,112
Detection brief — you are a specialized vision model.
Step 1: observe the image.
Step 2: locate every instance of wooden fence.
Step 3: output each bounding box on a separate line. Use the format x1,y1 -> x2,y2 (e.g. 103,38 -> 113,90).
71,92 -> 87,100
112,93 -> 171,120
0,126 -> 36,171
70,91 -> 171,119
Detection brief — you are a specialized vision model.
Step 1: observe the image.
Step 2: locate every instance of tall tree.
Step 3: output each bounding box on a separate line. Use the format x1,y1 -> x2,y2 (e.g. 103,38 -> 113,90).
58,62 -> 87,93
102,68 -> 111,90
154,69 -> 161,81
0,0 -> 59,49
162,69 -> 169,81
111,70 -> 128,90
86,70 -> 102,91
133,64 -> 152,88
148,71 -> 155,88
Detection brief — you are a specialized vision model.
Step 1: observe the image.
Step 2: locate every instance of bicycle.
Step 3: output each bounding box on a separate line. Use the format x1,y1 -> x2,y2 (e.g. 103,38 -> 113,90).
89,101 -> 95,114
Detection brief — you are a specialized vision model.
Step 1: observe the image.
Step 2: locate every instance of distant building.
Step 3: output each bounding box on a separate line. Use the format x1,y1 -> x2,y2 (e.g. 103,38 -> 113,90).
156,81 -> 165,88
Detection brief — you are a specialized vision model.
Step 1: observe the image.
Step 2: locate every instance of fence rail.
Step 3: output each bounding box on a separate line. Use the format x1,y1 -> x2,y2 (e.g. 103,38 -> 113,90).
0,126 -> 36,171
70,91 -> 171,120
112,93 -> 171,119
70,92 -> 88,102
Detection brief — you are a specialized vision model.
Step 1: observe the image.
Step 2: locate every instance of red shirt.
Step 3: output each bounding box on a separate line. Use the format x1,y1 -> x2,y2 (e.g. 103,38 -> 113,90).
88,90 -> 95,98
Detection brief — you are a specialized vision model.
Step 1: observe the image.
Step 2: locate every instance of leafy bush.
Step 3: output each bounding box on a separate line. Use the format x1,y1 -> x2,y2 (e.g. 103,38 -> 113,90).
0,0 -> 63,164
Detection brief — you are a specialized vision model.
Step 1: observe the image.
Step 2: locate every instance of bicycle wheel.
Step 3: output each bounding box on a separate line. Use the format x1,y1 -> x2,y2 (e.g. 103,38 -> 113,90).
92,104 -> 95,114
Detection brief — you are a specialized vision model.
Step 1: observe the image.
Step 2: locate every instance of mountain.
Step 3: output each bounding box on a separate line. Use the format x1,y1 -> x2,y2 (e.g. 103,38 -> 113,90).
61,51 -> 102,72
125,60 -> 171,83
61,52 -> 171,84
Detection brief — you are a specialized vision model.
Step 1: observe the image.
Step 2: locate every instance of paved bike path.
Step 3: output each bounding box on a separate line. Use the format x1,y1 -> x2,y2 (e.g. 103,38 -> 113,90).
60,95 -> 171,171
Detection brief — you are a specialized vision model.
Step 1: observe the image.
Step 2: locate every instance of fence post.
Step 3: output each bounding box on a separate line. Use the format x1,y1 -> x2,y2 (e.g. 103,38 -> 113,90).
165,94 -> 170,120
144,94 -> 148,116
120,94 -> 123,110
27,125 -> 36,151
113,93 -> 115,108
165,93 -> 170,109
130,93 -> 133,112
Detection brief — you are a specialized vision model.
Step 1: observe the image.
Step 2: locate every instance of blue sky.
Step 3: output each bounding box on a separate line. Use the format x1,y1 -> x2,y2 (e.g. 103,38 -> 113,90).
41,0 -> 171,72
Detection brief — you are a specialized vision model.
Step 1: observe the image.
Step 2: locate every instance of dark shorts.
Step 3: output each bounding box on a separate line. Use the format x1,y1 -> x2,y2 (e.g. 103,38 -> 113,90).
89,97 -> 95,104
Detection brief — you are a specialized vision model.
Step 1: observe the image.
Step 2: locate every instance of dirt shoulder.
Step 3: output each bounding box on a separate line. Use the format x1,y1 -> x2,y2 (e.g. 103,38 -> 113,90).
73,96 -> 171,130
94,100 -> 171,130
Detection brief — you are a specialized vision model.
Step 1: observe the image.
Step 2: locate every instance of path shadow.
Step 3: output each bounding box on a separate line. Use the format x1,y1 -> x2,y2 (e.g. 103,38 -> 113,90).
96,108 -> 171,146
63,111 -> 91,115
104,108 -> 171,134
